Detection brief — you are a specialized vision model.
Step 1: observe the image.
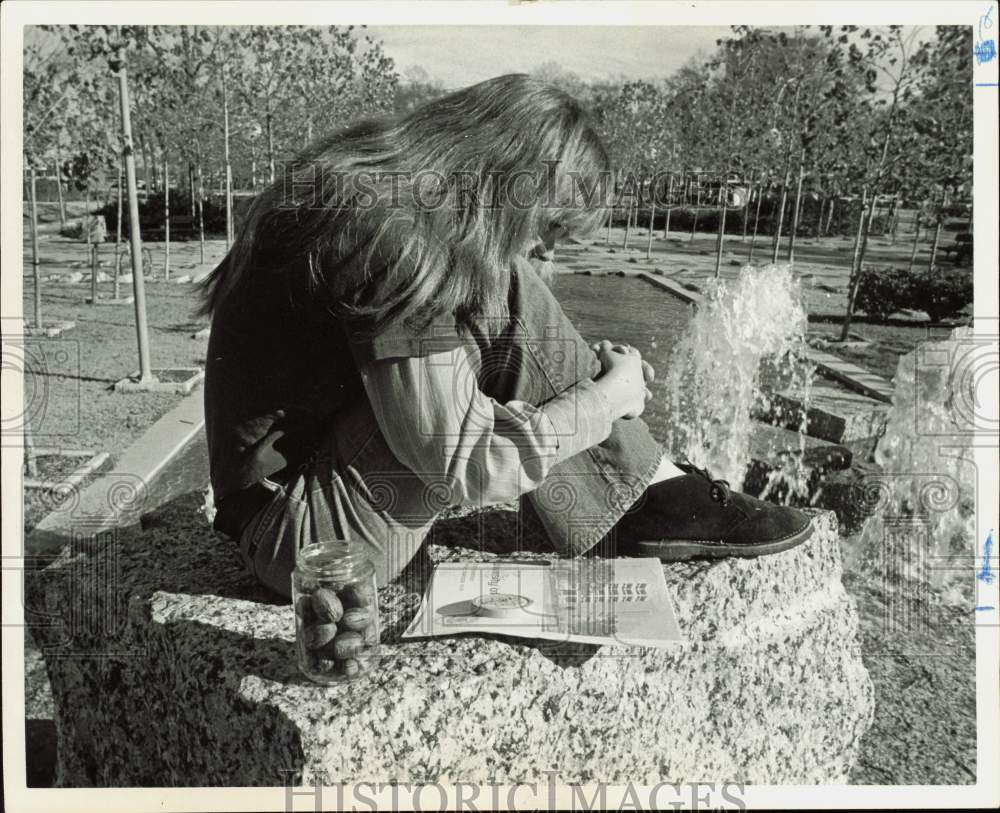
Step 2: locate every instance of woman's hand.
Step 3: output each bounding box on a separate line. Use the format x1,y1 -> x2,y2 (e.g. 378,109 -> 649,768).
590,339 -> 652,420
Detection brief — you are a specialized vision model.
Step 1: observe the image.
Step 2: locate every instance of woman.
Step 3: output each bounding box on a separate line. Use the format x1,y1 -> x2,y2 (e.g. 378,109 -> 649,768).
200,74 -> 812,598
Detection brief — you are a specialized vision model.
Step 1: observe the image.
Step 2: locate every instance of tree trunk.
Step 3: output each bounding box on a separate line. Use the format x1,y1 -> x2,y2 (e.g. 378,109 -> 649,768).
24,418 -> 38,478
266,109 -> 276,185
622,199 -> 633,250
840,189 -> 869,342
748,183 -> 764,263
139,134 -> 151,201
928,220 -> 943,272
887,196 -> 899,243
741,179 -> 753,241
787,149 -> 806,262
164,156 -> 171,280
825,196 -> 836,236
907,214 -> 921,273
605,206 -> 612,245
197,155 -> 206,264
815,196 -> 826,240
646,199 -> 657,260
86,181 -> 97,305
689,208 -> 698,242
188,161 -> 196,218
927,190 -> 948,272
663,175 -> 674,238
55,144 -> 67,226
29,163 -> 42,329
714,183 -> 728,278
771,152 -> 791,263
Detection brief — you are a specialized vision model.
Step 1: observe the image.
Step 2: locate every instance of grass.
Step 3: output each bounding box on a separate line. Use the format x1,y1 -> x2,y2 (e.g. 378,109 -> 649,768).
808,320 -> 964,381
21,237 -> 213,531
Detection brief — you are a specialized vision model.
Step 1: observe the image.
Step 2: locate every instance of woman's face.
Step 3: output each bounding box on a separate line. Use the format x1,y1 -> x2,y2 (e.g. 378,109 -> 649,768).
529,221 -> 569,262
525,221 -> 568,283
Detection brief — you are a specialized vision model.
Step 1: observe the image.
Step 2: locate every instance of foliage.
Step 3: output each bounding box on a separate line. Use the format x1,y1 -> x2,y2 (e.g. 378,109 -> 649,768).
855,264 -> 972,323
24,24 -> 970,234
907,268 -> 973,323
855,265 -> 914,321
96,190 -> 254,239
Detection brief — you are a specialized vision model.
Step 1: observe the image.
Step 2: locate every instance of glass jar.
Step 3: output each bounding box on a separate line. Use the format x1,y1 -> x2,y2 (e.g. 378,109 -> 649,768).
292,542 -> 380,684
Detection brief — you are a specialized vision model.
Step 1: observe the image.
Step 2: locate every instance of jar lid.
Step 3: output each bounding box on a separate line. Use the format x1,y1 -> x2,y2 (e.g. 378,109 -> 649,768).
471,593 -> 533,618
295,541 -> 375,578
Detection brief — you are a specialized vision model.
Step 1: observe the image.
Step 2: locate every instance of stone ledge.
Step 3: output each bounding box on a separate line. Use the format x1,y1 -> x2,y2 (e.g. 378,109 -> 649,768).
764,385 -> 890,445
27,498 -> 873,787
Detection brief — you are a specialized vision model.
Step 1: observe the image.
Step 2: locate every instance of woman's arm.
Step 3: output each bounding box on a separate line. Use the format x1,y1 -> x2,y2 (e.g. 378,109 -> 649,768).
358,344 -> 631,508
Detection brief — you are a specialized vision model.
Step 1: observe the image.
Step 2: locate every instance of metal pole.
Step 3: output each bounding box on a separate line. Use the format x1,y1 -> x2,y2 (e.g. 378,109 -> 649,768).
113,52 -> 154,383
223,62 -> 233,248
28,163 -> 42,328
115,154 -> 122,300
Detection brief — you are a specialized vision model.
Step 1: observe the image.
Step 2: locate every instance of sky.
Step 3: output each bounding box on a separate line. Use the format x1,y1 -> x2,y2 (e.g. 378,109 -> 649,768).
364,26 -> 732,88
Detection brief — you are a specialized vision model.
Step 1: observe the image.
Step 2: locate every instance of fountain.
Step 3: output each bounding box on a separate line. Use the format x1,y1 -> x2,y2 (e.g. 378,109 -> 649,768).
661,263 -> 816,500
856,326 -> 982,600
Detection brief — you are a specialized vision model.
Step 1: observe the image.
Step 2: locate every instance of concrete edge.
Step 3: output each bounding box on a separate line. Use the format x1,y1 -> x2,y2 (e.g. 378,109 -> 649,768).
636,272 -> 706,306
24,451 -> 109,492
28,386 -> 205,549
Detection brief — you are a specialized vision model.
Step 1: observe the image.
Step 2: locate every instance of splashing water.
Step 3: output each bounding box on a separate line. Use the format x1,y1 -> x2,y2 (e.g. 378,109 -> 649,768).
662,264 -> 814,495
858,326 -> 981,597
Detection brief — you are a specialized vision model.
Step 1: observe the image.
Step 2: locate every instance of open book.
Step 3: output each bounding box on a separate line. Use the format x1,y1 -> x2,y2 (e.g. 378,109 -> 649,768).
402,558 -> 683,649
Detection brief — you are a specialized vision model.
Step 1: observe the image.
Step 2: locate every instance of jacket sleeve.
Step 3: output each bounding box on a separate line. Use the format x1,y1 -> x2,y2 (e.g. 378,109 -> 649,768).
357,345 -> 614,508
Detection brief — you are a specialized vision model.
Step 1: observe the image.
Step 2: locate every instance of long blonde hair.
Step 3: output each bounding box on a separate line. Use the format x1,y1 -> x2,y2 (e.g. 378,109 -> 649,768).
200,73 -> 612,331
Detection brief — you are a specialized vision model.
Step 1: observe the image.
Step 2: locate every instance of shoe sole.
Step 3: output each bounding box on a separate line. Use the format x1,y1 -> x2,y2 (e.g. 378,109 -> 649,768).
628,519 -> 814,562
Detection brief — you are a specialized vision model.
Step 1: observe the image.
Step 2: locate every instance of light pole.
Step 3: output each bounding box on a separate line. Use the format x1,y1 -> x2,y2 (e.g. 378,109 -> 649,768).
110,45 -> 154,384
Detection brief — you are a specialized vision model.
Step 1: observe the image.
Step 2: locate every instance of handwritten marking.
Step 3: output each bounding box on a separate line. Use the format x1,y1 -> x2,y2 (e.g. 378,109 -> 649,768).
975,606 -> 995,611
976,529 -> 995,585
975,4 -> 997,71
979,3 -> 994,38
974,39 -> 996,63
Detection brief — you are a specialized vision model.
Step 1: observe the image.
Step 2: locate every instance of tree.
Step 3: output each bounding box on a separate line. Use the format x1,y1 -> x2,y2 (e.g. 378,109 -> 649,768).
230,27 -> 397,186
828,25 -> 934,340
393,65 -> 446,114
909,26 -> 974,274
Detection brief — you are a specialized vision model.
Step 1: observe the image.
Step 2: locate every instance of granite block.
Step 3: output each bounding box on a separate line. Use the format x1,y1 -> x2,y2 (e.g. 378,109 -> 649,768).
27,499 -> 873,787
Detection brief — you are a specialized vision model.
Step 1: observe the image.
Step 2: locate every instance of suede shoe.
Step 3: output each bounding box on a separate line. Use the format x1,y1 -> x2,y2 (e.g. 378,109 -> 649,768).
615,463 -> 813,560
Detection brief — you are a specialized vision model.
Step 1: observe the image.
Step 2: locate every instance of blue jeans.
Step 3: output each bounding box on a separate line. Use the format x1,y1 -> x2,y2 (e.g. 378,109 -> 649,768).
237,269 -> 663,597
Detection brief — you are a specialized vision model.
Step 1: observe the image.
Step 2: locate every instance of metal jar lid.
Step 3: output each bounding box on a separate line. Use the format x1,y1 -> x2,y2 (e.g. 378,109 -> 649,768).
471,593 -> 533,617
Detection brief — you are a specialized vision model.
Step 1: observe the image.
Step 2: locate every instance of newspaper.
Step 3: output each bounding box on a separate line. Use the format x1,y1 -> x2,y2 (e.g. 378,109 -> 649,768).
401,558 -> 683,649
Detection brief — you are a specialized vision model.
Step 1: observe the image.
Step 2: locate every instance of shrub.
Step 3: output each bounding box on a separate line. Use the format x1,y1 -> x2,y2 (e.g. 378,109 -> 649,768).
908,268 -> 973,323
97,191 -> 253,240
855,265 -> 912,322
855,264 -> 973,324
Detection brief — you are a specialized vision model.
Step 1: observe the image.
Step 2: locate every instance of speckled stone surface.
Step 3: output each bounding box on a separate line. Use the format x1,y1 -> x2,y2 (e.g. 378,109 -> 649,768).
27,498 -> 873,787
